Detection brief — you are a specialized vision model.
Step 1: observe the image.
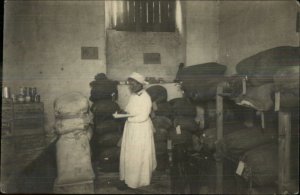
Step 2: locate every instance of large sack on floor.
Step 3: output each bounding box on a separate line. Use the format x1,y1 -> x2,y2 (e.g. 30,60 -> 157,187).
54,114 -> 92,135
155,102 -> 173,118
217,127 -> 277,160
96,132 -> 122,147
146,85 -> 168,103
177,63 -> 227,81
56,131 -> 95,185
169,98 -> 196,118
94,120 -> 121,136
89,73 -> 118,102
152,116 -> 172,131
90,100 -> 120,116
234,83 -> 275,111
54,92 -> 89,118
173,117 -> 199,134
236,46 -> 300,86
241,143 -> 278,186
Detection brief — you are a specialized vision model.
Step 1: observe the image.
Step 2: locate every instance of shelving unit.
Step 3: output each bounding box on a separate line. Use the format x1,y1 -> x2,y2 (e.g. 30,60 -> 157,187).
1,99 -> 46,193
214,83 -> 298,194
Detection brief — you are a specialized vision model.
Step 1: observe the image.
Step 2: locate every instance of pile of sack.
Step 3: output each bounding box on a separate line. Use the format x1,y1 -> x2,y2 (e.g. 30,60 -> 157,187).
176,62 -> 227,103
89,73 -> 123,172
53,92 -> 94,185
146,85 -> 172,171
168,97 -> 203,153
232,46 -> 299,112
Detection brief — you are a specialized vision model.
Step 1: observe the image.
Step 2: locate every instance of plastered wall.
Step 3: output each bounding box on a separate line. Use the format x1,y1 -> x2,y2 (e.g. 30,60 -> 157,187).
106,30 -> 185,82
185,1 -> 220,66
3,1 -> 106,133
218,0 -> 300,75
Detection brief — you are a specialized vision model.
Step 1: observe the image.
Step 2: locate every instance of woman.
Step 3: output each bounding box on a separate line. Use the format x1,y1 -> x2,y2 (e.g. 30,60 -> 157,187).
115,72 -> 157,190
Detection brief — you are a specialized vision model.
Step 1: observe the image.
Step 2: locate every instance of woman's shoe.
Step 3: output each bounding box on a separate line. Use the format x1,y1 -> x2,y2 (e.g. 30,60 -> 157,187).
115,181 -> 130,191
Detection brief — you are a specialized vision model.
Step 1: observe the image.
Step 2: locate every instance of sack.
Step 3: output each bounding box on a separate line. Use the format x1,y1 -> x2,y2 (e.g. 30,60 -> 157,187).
56,132 -> 95,185
182,77 -> 225,102
152,116 -> 172,131
177,63 -> 227,81
236,46 -> 300,86
97,132 -> 122,147
174,117 -> 199,134
217,127 -> 277,160
169,98 -> 196,118
169,128 -> 193,145
146,85 -> 168,103
241,143 -> 278,186
54,114 -> 92,135
155,102 -> 173,118
273,66 -> 299,90
235,83 -> 275,111
89,79 -> 118,102
90,100 -> 120,116
54,92 -> 89,118
201,123 -> 247,151
94,120 -> 121,136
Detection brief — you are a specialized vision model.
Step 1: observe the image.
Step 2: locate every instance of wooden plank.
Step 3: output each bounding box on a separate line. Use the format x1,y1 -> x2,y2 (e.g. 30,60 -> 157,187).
216,85 -> 223,194
278,111 -> 291,194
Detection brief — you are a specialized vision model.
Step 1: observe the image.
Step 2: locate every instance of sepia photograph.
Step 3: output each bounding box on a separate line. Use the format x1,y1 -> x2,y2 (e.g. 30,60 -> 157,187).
1,0 -> 299,194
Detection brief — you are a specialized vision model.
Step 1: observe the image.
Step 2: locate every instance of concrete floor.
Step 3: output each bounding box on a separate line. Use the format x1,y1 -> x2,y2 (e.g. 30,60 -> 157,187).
94,169 -> 171,194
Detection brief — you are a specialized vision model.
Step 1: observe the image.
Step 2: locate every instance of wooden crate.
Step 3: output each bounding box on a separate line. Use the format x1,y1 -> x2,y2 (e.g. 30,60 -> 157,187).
53,179 -> 95,194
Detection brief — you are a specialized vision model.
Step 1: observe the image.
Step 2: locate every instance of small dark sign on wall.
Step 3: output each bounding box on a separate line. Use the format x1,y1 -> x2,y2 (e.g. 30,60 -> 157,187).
143,53 -> 161,64
81,47 -> 98,60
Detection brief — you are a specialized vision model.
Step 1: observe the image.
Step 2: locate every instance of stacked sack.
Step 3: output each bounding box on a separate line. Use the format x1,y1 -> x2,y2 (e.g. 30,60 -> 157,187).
89,73 -> 123,172
176,62 -> 227,103
168,97 -> 202,153
233,46 -> 299,112
146,85 -> 172,171
53,92 -> 95,185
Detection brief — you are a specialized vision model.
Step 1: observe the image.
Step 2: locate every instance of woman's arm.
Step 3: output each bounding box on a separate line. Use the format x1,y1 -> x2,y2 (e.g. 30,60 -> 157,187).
127,95 -> 152,123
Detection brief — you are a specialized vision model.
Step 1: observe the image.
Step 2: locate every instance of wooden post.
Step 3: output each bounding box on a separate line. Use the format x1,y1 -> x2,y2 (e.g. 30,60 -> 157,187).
216,85 -> 224,194
278,111 -> 291,193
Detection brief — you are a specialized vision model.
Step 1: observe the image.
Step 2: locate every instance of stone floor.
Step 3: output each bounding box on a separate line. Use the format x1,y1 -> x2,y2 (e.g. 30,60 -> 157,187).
94,170 -> 171,194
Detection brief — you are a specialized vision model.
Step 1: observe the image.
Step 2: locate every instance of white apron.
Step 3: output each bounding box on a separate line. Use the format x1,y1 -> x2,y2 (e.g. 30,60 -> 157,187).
120,89 -> 157,188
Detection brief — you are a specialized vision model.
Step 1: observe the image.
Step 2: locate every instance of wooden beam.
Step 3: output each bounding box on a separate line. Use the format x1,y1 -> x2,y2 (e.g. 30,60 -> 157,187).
278,111 -> 291,194
216,85 -> 224,194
